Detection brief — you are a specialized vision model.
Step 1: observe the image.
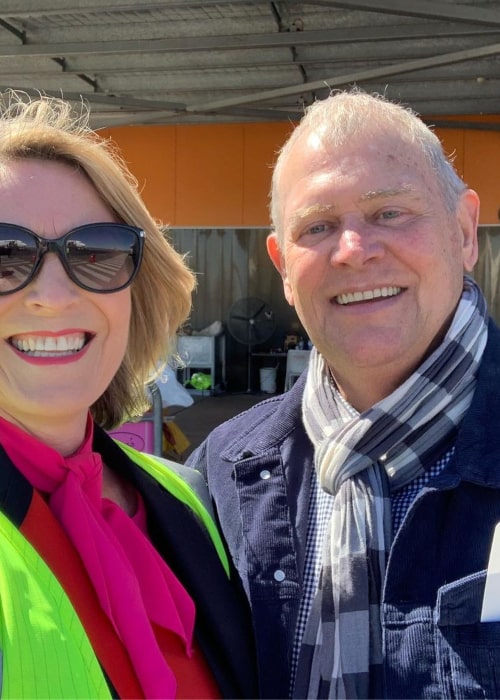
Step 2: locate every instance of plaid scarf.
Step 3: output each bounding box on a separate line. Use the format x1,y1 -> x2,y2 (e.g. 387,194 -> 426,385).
294,277 -> 488,699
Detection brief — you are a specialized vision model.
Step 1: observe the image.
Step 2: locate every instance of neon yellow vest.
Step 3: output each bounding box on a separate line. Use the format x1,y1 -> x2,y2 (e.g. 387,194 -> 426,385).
0,445 -> 227,698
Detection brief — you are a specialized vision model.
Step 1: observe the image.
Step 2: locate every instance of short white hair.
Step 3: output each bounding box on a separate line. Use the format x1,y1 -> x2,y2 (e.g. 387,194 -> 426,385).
270,88 -> 467,242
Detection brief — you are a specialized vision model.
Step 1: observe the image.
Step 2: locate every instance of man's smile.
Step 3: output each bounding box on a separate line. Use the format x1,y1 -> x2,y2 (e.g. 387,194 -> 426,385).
335,286 -> 402,305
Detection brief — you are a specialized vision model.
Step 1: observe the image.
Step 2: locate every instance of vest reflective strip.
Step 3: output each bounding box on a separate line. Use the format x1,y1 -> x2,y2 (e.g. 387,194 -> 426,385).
0,510 -> 112,699
118,442 -> 231,577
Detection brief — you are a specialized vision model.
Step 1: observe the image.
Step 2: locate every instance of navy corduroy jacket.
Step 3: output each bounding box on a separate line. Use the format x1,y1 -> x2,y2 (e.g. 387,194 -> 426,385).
188,319 -> 500,699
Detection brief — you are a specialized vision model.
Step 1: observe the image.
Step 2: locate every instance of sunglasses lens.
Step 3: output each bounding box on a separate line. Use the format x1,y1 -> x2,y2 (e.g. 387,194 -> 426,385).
65,225 -> 140,291
0,226 -> 37,293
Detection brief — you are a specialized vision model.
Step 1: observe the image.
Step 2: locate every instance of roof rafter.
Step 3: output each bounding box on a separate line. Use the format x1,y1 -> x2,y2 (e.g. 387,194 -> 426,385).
186,41 -> 500,112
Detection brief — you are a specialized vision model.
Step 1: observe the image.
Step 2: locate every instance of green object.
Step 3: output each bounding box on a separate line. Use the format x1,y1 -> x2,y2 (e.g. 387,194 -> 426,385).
189,372 -> 212,391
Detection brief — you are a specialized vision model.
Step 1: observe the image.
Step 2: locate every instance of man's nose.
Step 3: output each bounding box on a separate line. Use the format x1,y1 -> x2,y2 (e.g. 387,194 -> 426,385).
330,221 -> 384,268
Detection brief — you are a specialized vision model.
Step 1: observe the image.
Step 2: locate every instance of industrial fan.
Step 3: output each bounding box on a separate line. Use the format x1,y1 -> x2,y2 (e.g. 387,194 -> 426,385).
227,297 -> 276,392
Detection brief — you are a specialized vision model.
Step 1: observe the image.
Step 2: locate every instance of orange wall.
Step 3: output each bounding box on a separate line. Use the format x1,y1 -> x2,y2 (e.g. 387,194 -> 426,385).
101,121 -> 294,227
435,126 -> 500,224
102,119 -> 500,227
461,130 -> 500,224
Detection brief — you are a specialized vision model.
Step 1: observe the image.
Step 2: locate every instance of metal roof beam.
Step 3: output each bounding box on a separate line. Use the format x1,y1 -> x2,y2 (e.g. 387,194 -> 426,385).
186,41 -> 500,112
324,0 -> 500,27
3,0 -> 500,27
0,0 -> 289,15
0,23 -> 499,58
0,85 -> 186,111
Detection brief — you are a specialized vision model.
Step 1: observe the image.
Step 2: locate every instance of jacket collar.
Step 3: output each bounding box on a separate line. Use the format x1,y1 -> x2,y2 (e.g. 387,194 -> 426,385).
220,373 -> 308,461
94,427 -> 259,699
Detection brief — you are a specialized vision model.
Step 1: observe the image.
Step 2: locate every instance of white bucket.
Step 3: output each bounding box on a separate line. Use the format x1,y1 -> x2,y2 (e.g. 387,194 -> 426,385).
260,366 -> 277,393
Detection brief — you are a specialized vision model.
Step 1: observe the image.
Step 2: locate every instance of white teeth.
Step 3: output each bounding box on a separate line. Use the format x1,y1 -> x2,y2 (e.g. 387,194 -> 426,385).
56,336 -> 69,351
10,333 -> 86,355
336,286 -> 402,305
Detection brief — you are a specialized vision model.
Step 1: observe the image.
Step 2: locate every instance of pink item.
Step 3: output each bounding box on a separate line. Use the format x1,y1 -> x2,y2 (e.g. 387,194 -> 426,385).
108,420 -> 155,453
0,414 -> 195,699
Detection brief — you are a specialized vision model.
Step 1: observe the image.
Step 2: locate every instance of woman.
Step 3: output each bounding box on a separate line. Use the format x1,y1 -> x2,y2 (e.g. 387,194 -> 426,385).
0,92 -> 257,699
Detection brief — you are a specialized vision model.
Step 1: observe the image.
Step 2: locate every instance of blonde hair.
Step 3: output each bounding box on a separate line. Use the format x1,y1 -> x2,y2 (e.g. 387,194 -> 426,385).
0,91 -> 196,428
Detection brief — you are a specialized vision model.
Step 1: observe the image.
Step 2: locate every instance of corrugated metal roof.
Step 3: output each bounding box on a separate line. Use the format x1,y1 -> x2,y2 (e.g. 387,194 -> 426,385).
0,0 -> 498,128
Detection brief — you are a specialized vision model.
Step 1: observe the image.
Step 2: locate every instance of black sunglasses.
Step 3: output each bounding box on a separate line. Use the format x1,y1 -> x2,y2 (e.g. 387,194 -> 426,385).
0,222 -> 145,295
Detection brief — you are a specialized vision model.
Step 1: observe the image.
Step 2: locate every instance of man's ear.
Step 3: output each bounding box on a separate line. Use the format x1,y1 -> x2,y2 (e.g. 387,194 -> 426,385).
266,232 -> 295,306
458,189 -> 480,272
266,232 -> 284,274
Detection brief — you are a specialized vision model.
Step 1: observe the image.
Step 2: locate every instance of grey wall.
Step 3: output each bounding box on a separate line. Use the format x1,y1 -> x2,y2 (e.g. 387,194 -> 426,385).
168,228 -> 306,391
475,226 -> 500,324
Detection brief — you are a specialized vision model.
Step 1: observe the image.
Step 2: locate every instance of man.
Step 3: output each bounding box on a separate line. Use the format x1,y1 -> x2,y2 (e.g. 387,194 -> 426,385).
186,90 -> 500,699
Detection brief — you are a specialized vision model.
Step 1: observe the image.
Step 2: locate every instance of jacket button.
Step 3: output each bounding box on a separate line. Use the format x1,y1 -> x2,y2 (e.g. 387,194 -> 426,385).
273,569 -> 286,582
260,469 -> 271,480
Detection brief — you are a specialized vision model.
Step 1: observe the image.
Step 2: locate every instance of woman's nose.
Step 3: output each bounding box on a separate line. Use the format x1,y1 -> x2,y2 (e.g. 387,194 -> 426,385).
23,254 -> 80,310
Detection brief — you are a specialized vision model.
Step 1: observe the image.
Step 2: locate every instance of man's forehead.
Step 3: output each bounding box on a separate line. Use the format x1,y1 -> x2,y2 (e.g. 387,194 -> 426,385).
284,127 -> 432,186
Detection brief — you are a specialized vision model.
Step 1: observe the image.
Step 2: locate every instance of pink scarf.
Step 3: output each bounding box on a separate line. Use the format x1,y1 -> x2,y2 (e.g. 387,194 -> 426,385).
0,414 -> 195,699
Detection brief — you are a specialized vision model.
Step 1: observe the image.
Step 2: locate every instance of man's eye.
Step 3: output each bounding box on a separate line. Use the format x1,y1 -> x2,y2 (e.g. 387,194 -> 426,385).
307,223 -> 329,235
379,210 -> 400,220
